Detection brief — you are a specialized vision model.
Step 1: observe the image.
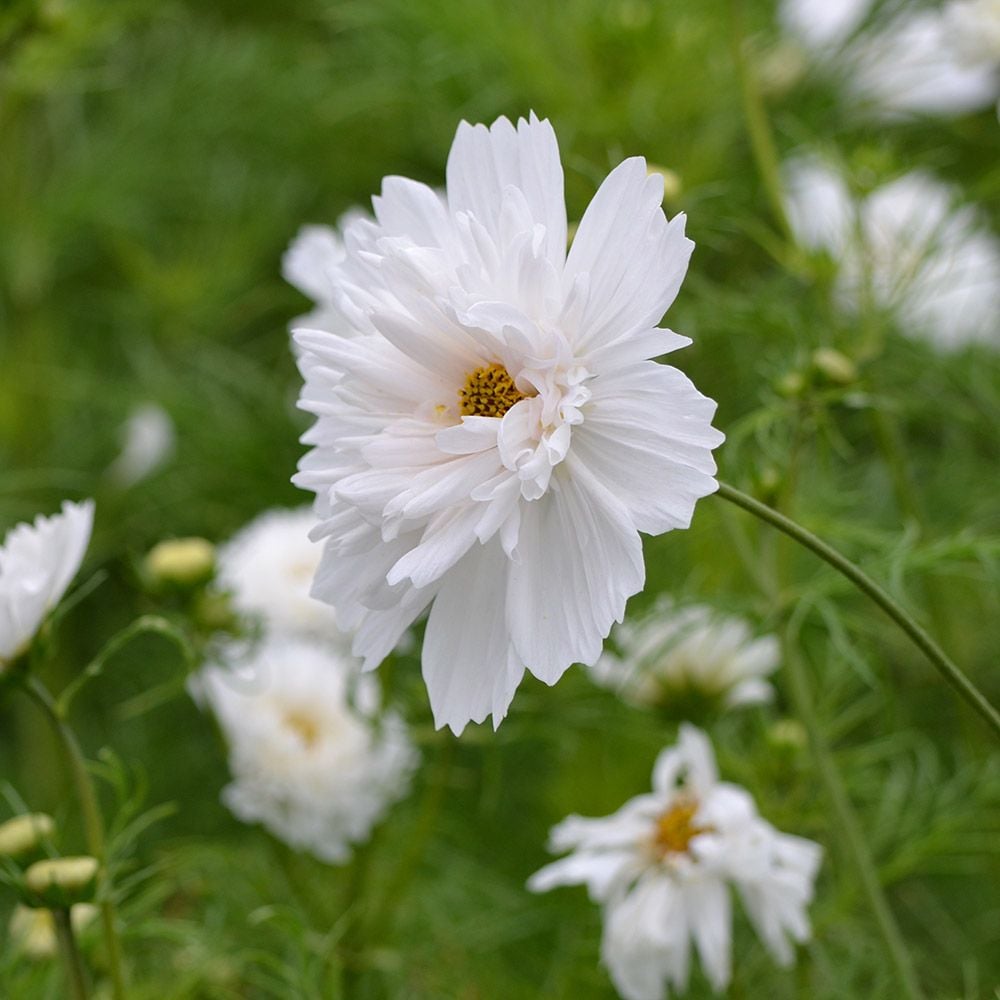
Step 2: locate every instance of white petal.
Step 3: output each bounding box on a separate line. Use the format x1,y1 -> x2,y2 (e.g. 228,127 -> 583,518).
566,158 -> 694,358
684,878 -> 732,992
507,460 -> 644,683
445,113 -> 567,271
421,539 -> 525,734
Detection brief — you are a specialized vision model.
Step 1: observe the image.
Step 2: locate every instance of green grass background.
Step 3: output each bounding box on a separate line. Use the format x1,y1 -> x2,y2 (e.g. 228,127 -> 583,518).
1,0 -> 999,996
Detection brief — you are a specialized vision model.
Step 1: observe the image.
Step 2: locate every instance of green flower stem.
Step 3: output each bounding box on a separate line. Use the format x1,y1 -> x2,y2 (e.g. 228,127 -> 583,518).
782,637 -> 924,1000
728,0 -> 791,240
714,482 -> 1000,737
23,676 -> 127,1000
52,907 -> 90,1000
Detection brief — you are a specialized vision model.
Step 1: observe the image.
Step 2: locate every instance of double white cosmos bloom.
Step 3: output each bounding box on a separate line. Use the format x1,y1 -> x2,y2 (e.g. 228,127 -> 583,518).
529,725 -> 821,1000
294,114 -> 724,734
0,500 -> 94,669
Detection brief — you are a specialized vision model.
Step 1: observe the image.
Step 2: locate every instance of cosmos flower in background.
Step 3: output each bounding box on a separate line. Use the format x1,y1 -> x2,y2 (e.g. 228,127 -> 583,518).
216,507 -> 342,639
528,725 -> 821,1000
779,0 -> 1000,118
195,634 -> 418,864
106,403 -> 175,488
293,113 -> 724,734
784,155 -> 1000,351
0,500 -> 94,669
282,212 -> 368,336
589,600 -> 779,713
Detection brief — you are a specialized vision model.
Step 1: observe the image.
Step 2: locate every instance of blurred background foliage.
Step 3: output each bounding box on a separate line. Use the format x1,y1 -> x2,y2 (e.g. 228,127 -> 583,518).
1,0 -> 999,996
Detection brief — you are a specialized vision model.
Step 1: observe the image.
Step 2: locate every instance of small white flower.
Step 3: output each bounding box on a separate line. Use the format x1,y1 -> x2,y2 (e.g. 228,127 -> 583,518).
780,0 -> 1000,118
785,156 -> 1000,350
293,114 -> 724,734
529,725 -> 821,1000
590,601 -> 779,711
0,500 -> 94,668
283,213 -> 368,335
196,634 -> 417,864
217,507 -> 341,639
106,403 -> 175,487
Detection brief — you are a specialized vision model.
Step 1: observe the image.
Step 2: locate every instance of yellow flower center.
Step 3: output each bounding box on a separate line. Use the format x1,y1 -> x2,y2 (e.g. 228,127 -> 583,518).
283,709 -> 321,748
651,797 -> 712,857
459,363 -> 530,418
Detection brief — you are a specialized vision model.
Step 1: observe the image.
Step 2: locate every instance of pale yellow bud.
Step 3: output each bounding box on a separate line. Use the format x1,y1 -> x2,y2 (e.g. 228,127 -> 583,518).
25,856 -> 99,904
768,718 -> 808,750
646,164 -> 683,203
145,537 -> 216,587
812,347 -> 857,385
8,903 -> 98,960
0,813 -> 55,858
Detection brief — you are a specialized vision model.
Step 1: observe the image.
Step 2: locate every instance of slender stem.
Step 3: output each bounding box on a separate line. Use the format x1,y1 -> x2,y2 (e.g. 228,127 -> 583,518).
728,0 -> 791,240
782,638 -> 924,1000
53,907 -> 90,1000
714,482 -> 1000,736
23,677 -> 128,998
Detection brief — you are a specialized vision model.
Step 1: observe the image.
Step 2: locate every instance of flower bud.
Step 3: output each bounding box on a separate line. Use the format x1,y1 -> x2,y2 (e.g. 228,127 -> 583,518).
24,856 -> 99,906
776,370 -> 807,397
0,813 -> 55,858
145,537 -> 216,587
811,347 -> 857,385
8,903 -> 98,959
646,164 -> 683,203
768,718 -> 808,751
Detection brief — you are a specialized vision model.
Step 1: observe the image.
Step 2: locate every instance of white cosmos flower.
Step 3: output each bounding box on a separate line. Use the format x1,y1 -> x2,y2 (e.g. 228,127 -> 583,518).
106,403 -> 175,487
218,507 -> 342,639
0,500 -> 94,668
780,0 -> 1000,118
293,114 -> 725,735
589,600 -> 779,711
283,212 -> 368,335
784,156 -> 1000,350
196,634 -> 418,864
528,725 -> 821,1000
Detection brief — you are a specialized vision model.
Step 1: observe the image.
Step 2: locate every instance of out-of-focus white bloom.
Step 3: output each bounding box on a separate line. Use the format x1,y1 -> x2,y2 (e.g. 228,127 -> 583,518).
778,0 -> 872,52
218,507 -> 342,638
294,114 -> 724,735
781,0 -> 1000,118
590,601 -> 779,711
106,403 -> 175,487
283,213 -> 368,335
0,500 -> 94,668
197,634 -> 417,864
785,155 -> 1000,350
529,725 -> 821,1000
8,904 -> 98,960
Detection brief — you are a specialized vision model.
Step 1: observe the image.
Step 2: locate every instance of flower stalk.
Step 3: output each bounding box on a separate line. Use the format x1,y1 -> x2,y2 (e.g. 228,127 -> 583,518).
52,907 -> 91,1000
23,676 -> 127,999
714,482 -> 1000,737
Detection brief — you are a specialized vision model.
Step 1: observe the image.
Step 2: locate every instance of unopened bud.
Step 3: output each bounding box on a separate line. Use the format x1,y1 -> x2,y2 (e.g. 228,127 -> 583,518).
768,718 -> 808,751
812,347 -> 857,385
776,370 -> 807,397
8,903 -> 98,959
145,537 -> 216,587
0,814 -> 55,858
24,856 -> 99,906
646,164 -> 683,202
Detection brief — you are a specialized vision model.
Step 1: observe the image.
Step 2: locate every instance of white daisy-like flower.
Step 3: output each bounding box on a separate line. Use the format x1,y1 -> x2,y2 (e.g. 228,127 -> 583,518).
0,500 -> 94,669
780,0 -> 999,118
785,155 -> 1000,350
283,212 -> 368,335
106,403 -> 175,487
528,725 -> 821,1000
293,114 -> 725,735
217,507 -> 342,639
196,633 -> 418,864
589,600 -> 779,711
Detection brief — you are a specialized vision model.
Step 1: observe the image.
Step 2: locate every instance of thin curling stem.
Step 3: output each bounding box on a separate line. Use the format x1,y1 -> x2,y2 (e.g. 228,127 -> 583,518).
714,482 -> 1000,737
24,677 -> 128,999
